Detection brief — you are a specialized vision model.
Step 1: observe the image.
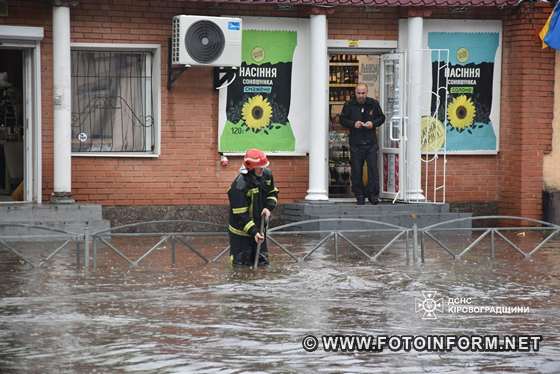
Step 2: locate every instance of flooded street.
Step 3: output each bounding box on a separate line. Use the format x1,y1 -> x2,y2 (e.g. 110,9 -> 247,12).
1,235 -> 559,373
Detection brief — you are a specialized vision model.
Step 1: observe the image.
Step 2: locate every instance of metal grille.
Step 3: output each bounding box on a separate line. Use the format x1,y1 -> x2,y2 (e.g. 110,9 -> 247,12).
71,50 -> 155,153
172,17 -> 180,64
1,216 -> 558,271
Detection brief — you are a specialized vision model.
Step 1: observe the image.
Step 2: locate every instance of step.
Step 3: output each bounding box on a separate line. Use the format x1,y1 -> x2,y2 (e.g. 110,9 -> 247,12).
275,212 -> 472,231
281,208 -> 453,223
0,220 -> 110,239
282,202 -> 450,218
0,204 -> 102,222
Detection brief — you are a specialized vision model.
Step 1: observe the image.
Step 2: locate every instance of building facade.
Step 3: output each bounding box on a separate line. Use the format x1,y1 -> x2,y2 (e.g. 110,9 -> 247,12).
0,0 -> 555,220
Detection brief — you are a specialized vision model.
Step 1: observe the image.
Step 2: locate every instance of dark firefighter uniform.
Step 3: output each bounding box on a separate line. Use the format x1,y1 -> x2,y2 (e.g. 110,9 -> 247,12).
340,96 -> 386,201
228,168 -> 279,266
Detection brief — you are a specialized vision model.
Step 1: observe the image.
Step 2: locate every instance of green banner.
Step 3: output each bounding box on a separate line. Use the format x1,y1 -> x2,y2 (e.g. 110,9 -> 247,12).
220,30 -> 297,152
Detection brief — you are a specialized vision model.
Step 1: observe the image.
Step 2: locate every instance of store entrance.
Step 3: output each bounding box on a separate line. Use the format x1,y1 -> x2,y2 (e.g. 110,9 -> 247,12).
0,49 -> 24,202
328,52 -> 382,199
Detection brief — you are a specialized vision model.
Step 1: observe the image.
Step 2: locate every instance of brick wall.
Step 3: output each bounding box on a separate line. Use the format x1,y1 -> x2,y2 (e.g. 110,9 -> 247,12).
2,0 -> 310,205
499,3 -> 554,218
1,1 -> 555,217
328,7 -> 399,40
394,5 -> 552,220
421,156 -> 499,203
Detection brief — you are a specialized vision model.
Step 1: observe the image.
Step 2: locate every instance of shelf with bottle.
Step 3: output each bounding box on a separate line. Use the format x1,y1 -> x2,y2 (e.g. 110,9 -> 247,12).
329,130 -> 352,196
329,62 -> 359,67
329,54 -> 359,63
329,162 -> 352,193
329,87 -> 354,102
329,65 -> 359,85
328,132 -> 350,158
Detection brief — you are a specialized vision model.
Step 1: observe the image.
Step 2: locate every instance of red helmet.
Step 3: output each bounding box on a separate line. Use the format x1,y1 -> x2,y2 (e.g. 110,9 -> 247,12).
243,148 -> 269,170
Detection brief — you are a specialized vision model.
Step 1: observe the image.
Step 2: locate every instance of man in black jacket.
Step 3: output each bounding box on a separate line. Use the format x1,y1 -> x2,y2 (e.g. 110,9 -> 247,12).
228,149 -> 279,266
340,83 -> 386,205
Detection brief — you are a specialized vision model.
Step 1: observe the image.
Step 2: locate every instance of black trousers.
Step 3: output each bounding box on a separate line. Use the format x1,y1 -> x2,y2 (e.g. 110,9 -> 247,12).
229,233 -> 269,266
350,143 -> 379,198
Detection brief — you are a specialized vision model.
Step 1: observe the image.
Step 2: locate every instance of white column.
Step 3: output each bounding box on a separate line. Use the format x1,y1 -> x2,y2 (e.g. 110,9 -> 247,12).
305,14 -> 329,201
405,17 -> 425,201
52,5 -> 74,203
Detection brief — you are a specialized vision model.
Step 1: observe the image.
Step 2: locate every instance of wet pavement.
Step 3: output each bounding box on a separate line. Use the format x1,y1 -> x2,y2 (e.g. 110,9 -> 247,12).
0,234 -> 559,373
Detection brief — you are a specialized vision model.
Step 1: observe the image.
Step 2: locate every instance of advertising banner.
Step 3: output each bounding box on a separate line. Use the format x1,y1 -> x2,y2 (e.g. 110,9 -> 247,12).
218,25 -> 309,154
428,31 -> 500,152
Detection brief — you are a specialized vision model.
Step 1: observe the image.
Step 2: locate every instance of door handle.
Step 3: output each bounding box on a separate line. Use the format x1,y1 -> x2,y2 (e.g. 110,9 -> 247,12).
389,117 -> 401,142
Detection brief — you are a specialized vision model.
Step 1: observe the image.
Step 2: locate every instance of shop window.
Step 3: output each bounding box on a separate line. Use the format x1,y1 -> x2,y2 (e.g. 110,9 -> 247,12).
71,45 -> 160,156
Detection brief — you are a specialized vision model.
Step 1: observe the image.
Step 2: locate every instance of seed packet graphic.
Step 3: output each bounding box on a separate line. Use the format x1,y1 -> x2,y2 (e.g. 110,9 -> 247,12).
220,30 -> 297,152
429,32 -> 499,152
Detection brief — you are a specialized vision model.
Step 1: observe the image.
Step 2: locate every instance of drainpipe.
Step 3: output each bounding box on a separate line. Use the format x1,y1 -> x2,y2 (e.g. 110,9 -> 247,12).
305,13 -> 329,201
406,17 -> 426,202
51,1 -> 75,203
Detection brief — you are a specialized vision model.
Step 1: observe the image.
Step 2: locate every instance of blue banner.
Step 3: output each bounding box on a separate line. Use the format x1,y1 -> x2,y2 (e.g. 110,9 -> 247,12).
429,32 -> 499,152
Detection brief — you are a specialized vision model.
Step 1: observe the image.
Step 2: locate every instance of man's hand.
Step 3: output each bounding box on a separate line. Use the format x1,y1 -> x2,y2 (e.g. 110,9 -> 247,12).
262,208 -> 271,221
355,121 -> 364,128
364,121 -> 374,129
254,232 -> 265,243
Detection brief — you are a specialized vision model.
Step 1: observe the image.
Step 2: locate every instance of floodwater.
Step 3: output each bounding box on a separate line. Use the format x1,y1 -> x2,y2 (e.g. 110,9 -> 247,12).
0,231 -> 559,373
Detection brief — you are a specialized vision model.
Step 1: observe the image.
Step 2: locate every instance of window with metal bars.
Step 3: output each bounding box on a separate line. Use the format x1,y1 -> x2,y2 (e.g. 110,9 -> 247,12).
71,49 -> 156,154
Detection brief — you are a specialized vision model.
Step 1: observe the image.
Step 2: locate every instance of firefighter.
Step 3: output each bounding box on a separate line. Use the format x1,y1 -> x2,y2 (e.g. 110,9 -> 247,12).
228,149 -> 279,266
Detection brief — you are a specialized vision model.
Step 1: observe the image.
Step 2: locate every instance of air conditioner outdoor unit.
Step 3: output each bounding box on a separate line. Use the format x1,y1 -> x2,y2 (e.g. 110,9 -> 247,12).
172,15 -> 242,67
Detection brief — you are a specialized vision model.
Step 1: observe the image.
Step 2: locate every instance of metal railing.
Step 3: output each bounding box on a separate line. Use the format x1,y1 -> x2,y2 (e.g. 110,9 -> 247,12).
0,223 -> 82,268
268,218 -> 409,262
211,218 -> 409,264
1,216 -> 559,271
420,216 -> 560,262
89,220 -> 228,271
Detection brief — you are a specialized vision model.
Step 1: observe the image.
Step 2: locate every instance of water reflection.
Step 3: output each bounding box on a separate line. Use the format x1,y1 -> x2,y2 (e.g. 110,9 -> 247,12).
0,236 -> 559,373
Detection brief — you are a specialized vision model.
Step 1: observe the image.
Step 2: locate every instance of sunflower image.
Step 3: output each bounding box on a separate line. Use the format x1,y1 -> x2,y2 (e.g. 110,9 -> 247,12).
447,95 -> 476,130
241,95 -> 273,130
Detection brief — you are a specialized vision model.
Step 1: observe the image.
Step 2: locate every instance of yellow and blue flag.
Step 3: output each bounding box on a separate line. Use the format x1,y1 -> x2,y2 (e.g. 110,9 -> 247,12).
540,3 -> 560,49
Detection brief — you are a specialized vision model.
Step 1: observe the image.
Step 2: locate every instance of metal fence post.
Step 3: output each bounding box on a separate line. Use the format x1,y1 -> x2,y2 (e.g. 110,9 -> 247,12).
491,229 -> 495,259
420,229 -> 424,263
76,241 -> 81,267
405,229 -> 410,263
84,225 -> 90,273
412,223 -> 419,263
93,236 -> 97,272
334,232 -> 338,261
171,235 -> 176,266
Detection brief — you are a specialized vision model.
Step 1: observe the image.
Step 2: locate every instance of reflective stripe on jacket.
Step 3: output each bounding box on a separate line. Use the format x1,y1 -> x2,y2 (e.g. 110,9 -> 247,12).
228,168 -> 278,237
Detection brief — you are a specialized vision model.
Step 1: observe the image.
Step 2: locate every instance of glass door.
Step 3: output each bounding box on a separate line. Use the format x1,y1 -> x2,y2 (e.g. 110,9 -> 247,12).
379,53 -> 406,201
328,52 -> 360,198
